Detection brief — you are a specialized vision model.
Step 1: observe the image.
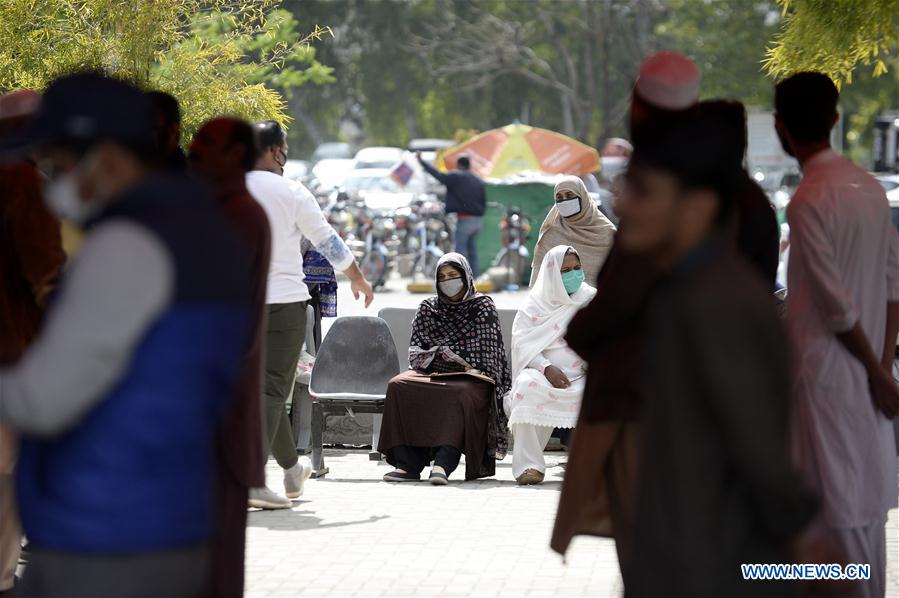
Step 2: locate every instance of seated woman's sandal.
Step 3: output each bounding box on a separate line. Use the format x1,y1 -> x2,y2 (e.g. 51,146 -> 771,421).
428,468 -> 448,486
383,470 -> 420,483
516,469 -> 545,485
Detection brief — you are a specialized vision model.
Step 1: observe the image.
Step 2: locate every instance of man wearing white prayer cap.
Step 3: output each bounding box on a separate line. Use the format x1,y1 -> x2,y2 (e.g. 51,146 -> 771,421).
630,51 -> 700,142
552,51 -> 701,579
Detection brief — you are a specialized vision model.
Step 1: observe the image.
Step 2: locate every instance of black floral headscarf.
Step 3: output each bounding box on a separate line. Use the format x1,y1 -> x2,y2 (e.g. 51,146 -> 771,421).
408,253 -> 512,465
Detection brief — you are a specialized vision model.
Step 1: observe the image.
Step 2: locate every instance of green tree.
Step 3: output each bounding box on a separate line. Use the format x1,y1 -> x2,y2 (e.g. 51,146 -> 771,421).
0,0 -> 331,143
764,0 -> 899,84
760,0 -> 899,163
656,0 -> 780,106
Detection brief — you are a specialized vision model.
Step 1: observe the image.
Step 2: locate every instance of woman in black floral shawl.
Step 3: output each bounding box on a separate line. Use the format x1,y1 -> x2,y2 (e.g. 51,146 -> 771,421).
378,253 -> 511,483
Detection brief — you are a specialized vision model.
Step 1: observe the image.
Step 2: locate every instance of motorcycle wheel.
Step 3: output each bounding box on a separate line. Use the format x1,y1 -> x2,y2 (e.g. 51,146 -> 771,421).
496,250 -> 524,287
361,251 -> 388,289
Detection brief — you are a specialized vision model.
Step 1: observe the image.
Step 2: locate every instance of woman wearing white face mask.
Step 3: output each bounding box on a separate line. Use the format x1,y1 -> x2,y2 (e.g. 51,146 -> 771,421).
378,253 -> 511,485
530,175 -> 617,286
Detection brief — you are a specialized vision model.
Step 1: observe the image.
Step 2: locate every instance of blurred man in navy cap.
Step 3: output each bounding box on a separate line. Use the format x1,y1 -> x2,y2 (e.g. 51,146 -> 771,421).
0,88 -> 65,595
0,73 -> 254,598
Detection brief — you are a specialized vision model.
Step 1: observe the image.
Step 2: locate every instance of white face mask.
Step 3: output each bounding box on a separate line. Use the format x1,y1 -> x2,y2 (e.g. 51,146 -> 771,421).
45,172 -> 90,222
557,196 -> 581,218
438,278 -> 465,299
43,150 -> 101,223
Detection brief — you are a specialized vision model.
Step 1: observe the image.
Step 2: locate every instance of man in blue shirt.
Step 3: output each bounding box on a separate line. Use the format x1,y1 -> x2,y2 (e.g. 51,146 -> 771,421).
418,153 -> 487,275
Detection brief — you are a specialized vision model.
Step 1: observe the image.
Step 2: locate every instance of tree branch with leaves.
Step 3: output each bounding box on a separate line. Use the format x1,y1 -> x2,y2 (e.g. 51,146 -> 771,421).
764,0 -> 899,84
0,0 -> 333,143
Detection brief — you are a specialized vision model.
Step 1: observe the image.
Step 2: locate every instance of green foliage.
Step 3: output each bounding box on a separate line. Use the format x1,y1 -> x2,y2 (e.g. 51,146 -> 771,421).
656,0 -> 779,106
0,0 -> 331,144
765,0 -> 899,84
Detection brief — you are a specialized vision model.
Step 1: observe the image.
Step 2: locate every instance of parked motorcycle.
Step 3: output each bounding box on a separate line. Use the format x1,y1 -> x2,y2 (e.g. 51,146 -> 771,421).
355,207 -> 401,289
403,197 -> 453,282
326,190 -> 364,241
490,203 -> 532,290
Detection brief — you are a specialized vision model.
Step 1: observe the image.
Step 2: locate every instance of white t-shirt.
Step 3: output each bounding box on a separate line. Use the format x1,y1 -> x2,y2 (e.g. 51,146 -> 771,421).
246,170 -> 354,304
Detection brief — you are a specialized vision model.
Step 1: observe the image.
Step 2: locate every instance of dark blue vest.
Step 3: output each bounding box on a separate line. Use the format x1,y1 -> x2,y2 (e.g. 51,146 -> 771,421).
17,176 -> 253,552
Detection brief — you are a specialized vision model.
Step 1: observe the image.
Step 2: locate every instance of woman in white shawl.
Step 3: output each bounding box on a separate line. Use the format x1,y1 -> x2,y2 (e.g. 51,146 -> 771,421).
505,245 -> 596,485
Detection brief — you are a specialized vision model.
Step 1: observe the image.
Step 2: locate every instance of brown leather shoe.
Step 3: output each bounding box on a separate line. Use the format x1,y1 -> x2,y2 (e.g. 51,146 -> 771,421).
516,469 -> 545,485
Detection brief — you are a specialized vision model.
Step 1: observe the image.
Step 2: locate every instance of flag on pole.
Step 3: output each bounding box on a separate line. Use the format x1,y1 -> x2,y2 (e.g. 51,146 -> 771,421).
390,160 -> 415,188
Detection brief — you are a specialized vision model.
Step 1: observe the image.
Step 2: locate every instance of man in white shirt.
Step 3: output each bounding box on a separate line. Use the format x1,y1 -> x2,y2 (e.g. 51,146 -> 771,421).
246,121 -> 374,509
777,72 -> 899,597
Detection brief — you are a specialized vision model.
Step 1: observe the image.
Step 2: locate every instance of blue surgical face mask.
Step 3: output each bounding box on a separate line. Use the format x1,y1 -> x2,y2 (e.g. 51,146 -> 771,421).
561,268 -> 585,295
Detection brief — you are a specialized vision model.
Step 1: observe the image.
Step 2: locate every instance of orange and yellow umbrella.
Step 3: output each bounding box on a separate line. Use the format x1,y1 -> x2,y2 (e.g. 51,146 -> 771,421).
436,123 -> 600,179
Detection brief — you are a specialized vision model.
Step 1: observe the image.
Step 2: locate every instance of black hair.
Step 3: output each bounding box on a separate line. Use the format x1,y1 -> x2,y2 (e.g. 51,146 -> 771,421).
774,72 -> 838,144
631,92 -> 698,148
457,155 -> 471,169
254,120 -> 287,150
228,119 -> 259,172
146,91 -> 181,127
697,99 -> 747,166
629,112 -> 741,225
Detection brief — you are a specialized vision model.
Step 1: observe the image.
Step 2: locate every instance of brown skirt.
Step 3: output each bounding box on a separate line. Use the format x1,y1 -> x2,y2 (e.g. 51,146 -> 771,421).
377,370 -> 494,481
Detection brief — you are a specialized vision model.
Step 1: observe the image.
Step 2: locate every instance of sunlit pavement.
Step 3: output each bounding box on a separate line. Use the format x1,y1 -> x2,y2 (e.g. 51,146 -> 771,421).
243,276 -> 899,597
245,450 -> 620,598
245,450 -> 899,598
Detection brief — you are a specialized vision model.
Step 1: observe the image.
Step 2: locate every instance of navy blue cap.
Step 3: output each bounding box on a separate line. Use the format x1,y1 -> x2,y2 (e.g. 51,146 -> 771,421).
1,72 -> 154,155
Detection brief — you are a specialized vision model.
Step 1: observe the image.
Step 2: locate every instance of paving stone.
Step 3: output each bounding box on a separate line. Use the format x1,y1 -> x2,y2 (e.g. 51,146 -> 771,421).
246,449 -> 899,597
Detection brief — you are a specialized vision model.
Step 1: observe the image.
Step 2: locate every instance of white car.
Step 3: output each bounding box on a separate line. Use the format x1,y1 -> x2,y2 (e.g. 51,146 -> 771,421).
353,146 -> 405,170
283,159 -> 309,182
340,168 -> 429,211
311,158 -> 356,191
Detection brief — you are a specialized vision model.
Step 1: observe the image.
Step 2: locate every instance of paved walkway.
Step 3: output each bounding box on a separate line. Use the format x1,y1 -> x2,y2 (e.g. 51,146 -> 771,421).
246,450 -> 620,597
246,450 -> 898,597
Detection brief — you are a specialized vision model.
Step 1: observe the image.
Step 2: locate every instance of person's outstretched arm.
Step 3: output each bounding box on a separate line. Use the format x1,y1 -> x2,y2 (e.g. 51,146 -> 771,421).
416,153 -> 450,186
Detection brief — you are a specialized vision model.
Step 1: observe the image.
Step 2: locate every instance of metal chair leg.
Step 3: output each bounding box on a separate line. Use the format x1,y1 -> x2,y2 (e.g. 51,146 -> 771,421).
311,401 -> 328,477
369,412 -> 383,461
294,384 -> 313,455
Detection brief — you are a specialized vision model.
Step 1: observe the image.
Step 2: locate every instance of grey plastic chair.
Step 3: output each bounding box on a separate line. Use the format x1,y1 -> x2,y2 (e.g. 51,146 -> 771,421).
309,316 -> 401,477
497,308 -> 517,362
376,307 -> 417,461
378,307 -> 415,369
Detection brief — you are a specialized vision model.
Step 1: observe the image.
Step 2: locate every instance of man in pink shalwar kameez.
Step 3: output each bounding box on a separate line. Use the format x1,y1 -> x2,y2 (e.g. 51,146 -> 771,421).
778,72 -> 899,598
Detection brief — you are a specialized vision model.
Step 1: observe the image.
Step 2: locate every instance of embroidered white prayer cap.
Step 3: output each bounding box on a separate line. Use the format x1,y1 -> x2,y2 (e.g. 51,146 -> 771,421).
634,52 -> 700,111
